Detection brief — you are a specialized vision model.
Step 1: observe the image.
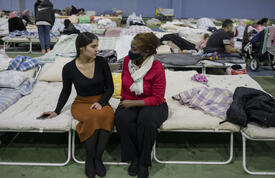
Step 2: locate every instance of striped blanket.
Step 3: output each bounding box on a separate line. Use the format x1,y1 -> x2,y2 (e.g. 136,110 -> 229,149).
172,87 -> 233,119
0,78 -> 36,113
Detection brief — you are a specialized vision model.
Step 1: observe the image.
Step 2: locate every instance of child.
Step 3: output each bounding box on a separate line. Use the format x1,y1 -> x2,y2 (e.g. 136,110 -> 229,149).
228,31 -> 235,48
197,33 -> 209,50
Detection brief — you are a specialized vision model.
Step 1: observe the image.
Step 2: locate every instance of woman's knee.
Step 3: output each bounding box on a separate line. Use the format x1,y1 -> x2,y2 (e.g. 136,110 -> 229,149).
114,108 -> 133,125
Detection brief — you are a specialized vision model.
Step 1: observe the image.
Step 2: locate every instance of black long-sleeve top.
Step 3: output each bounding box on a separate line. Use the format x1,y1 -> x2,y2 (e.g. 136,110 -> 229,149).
54,57 -> 114,114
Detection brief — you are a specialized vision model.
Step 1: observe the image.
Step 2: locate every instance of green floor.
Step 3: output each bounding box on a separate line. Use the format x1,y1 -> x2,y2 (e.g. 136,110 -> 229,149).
0,132 -> 274,178
0,53 -> 274,178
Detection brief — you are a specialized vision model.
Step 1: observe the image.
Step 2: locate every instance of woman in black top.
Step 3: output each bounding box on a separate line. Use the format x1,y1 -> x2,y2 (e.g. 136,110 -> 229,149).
41,32 -> 114,178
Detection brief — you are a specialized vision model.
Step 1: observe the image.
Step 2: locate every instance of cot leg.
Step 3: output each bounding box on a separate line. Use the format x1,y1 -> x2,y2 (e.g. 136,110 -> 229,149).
0,131 -> 71,166
153,132 -> 233,165
242,134 -> 275,175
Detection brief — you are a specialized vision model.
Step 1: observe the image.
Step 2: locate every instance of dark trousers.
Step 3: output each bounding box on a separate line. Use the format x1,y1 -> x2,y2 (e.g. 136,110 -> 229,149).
115,102 -> 168,166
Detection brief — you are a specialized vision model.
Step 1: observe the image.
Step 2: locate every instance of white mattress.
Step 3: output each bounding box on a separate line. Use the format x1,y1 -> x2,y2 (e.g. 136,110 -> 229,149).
242,123 -> 275,139
0,70 -> 267,134
0,81 -> 76,131
161,70 -> 264,132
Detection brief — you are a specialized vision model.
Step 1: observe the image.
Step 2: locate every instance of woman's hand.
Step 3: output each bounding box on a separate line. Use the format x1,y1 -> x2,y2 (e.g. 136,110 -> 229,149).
39,111 -> 57,119
90,102 -> 102,110
119,100 -> 136,108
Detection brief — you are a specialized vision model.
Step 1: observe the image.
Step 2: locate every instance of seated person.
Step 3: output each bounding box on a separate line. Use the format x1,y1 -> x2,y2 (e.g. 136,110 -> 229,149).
205,19 -> 241,54
196,33 -> 209,50
256,18 -> 269,32
8,12 -> 26,33
61,19 -> 80,35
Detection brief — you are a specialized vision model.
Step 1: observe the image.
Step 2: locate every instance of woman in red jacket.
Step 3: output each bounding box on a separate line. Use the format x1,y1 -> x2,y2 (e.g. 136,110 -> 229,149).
115,32 -> 168,178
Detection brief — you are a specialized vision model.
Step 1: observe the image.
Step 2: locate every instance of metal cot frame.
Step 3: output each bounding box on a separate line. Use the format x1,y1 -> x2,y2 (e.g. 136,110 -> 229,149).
0,129 -> 71,166
153,129 -> 234,165
241,131 -> 275,175
71,130 -> 128,165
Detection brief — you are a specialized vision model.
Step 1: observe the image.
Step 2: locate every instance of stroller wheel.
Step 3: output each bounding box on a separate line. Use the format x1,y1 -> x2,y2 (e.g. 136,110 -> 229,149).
249,58 -> 260,71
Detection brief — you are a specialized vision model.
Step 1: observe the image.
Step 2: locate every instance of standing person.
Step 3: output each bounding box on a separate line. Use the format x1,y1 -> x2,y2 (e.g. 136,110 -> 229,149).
40,32 -> 114,178
115,32 -> 168,178
34,0 -> 55,54
256,18 -> 269,32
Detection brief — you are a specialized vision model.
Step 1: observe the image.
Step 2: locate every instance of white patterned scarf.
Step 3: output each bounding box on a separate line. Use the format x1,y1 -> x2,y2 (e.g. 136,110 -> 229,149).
128,55 -> 154,95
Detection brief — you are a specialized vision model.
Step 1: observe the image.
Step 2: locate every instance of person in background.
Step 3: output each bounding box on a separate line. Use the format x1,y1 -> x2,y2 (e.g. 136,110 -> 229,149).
8,12 -> 26,32
256,18 -> 269,32
20,9 -> 33,26
40,32 -> 114,178
115,32 -> 168,178
196,33 -> 209,50
34,0 -> 55,54
205,19 -> 241,54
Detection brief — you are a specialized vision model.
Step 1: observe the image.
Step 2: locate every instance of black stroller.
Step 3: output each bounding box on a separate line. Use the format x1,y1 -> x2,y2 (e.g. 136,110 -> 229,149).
242,26 -> 275,71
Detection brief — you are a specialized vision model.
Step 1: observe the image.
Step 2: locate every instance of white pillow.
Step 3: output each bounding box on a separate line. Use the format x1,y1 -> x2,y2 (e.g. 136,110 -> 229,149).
157,45 -> 171,54
0,70 -> 28,88
38,57 -> 73,82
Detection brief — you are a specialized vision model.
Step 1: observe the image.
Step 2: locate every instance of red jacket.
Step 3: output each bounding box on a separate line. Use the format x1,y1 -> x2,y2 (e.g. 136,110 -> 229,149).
121,56 -> 166,106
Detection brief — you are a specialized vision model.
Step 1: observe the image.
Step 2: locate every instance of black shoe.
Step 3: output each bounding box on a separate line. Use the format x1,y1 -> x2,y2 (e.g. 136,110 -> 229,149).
85,158 -> 95,178
95,159 -> 106,177
137,166 -> 149,178
128,160 -> 139,176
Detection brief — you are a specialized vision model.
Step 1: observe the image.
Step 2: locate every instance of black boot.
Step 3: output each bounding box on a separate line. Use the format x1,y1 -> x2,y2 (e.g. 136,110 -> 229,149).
128,159 -> 139,176
94,130 -> 110,177
137,165 -> 149,178
85,157 -> 95,178
84,131 -> 99,178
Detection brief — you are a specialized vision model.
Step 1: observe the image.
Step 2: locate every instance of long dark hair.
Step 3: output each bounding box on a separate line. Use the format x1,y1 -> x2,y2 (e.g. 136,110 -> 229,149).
257,18 -> 268,25
75,32 -> 98,58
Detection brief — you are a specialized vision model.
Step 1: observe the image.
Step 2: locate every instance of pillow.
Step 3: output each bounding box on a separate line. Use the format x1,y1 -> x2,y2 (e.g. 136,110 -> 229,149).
112,73 -> 121,99
0,70 -> 28,88
78,16 -> 91,24
157,45 -> 172,54
38,57 -> 73,82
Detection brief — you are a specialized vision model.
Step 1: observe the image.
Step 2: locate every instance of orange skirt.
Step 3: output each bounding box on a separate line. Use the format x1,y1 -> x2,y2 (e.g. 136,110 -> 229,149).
71,95 -> 114,142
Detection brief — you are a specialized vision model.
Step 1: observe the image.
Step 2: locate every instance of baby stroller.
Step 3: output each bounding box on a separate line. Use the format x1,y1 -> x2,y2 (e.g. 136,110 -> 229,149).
242,26 -> 275,71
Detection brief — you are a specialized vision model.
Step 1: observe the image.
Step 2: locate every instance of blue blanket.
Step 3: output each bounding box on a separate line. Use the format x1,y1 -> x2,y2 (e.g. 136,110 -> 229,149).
0,78 -> 36,113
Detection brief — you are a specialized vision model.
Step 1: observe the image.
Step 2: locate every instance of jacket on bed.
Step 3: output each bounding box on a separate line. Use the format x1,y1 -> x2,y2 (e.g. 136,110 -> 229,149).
160,34 -> 196,51
225,87 -> 275,127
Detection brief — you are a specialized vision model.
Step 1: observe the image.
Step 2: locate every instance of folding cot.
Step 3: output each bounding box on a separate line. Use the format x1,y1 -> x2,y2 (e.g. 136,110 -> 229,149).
153,70 -> 264,165
2,37 -> 59,53
241,124 -> 275,175
0,78 -> 73,166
